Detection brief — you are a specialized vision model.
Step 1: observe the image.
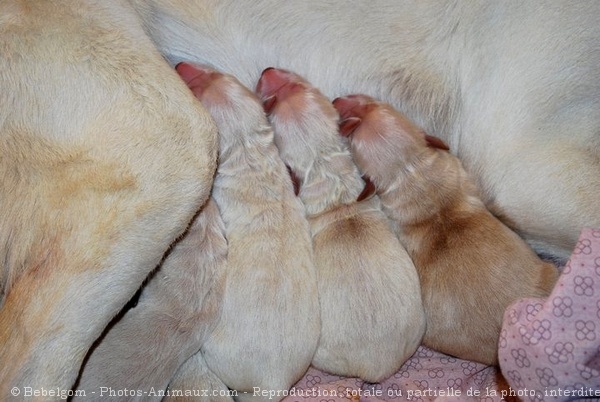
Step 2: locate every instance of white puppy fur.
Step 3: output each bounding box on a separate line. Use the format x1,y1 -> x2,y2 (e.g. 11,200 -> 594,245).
257,68 -> 425,382
1,0 -> 599,392
74,198 -> 227,400
177,63 -> 320,401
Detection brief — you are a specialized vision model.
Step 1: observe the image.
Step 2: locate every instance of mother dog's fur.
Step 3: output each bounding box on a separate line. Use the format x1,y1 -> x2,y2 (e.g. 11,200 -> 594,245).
0,0 -> 218,394
131,0 -> 600,259
1,0 -> 599,394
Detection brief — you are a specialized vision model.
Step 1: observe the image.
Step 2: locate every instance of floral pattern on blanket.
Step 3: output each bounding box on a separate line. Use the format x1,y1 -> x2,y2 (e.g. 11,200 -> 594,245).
284,228 -> 600,402
499,228 -> 600,401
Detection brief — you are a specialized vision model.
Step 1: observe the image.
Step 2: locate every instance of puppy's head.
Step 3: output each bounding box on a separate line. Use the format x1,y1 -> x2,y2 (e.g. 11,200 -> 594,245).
177,62 -> 270,154
257,67 -> 340,136
257,67 -> 346,176
333,95 -> 447,187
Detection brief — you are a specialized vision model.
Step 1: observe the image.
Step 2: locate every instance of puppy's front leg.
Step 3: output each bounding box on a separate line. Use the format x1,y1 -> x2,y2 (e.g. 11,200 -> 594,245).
0,1 -> 217,394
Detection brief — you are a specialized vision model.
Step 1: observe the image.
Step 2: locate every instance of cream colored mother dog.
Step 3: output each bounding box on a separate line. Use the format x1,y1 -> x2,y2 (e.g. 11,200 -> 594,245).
129,0 -> 600,261
0,0 -> 218,396
1,0 -> 599,395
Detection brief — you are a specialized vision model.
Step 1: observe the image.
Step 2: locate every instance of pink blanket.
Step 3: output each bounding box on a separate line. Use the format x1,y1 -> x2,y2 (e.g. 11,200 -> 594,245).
285,228 -> 600,402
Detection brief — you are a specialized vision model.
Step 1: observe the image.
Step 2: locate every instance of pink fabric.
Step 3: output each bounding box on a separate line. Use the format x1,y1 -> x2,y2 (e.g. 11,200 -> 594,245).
499,228 -> 600,401
284,229 -> 600,402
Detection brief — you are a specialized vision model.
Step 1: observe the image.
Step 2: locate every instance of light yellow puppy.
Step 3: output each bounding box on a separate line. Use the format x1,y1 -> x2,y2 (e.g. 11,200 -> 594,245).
257,68 -> 425,382
177,63 -> 320,401
334,94 -> 558,365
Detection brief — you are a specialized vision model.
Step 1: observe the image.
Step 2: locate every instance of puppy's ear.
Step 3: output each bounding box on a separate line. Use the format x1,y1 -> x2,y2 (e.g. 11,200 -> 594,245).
339,117 -> 362,137
357,175 -> 376,202
424,133 -> 450,151
263,95 -> 277,114
286,165 -> 301,196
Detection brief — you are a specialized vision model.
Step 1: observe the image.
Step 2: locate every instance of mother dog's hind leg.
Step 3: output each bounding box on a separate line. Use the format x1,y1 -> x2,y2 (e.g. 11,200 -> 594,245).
0,0 -> 217,394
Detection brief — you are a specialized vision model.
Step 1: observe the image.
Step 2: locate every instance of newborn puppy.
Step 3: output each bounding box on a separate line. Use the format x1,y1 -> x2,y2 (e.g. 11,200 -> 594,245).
76,198 -> 227,400
257,68 -> 425,382
177,63 -> 320,400
334,94 -> 559,365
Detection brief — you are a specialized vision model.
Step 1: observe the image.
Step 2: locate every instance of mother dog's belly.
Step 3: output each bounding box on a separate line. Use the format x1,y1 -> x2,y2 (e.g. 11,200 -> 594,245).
130,0 -> 600,260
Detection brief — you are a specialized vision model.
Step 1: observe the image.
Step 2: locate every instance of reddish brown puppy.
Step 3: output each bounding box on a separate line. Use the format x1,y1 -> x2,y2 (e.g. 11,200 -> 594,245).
334,94 -> 558,365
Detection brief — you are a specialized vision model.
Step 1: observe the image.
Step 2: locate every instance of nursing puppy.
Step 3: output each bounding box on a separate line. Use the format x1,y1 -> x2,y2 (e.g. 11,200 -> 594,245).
177,63 -> 320,400
257,68 -> 425,381
334,95 -> 559,365
0,0 -> 217,393
75,198 -> 226,400
130,0 -> 600,262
